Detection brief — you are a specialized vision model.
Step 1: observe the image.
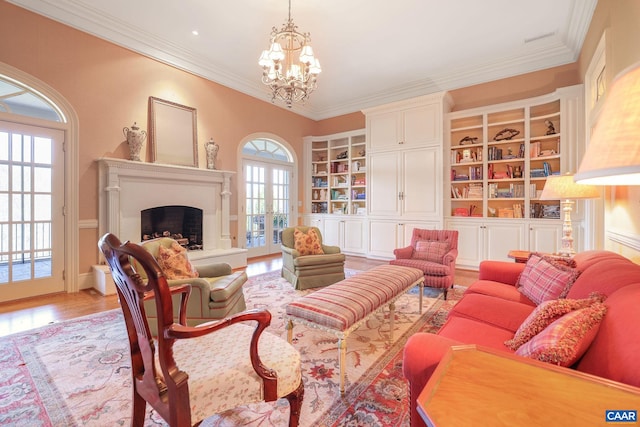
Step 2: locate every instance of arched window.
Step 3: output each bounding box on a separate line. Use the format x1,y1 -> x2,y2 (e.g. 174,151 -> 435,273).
242,138 -> 293,162
0,76 -> 64,122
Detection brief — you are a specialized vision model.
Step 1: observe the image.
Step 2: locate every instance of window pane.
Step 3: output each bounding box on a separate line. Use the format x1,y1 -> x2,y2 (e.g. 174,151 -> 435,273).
12,134 -> 24,162
34,195 -> 51,221
34,167 -> 50,192
0,164 -> 7,191
11,195 -> 22,221
0,132 -> 8,161
0,194 -> 7,221
34,137 -> 52,164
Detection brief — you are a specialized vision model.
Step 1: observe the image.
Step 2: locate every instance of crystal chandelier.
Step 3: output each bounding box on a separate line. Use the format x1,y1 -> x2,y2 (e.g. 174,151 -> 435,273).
258,0 -> 321,107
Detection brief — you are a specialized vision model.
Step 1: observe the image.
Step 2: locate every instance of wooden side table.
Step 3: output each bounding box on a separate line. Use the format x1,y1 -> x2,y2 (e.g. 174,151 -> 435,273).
507,250 -> 531,263
417,345 -> 640,426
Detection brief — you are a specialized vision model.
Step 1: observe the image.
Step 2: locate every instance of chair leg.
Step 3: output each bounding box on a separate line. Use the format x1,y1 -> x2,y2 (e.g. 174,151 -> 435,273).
132,391 -> 147,426
286,380 -> 304,427
443,287 -> 448,300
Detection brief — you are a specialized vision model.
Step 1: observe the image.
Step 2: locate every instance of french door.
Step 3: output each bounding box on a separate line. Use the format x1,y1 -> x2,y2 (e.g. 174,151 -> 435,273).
0,120 -> 65,302
244,160 -> 292,258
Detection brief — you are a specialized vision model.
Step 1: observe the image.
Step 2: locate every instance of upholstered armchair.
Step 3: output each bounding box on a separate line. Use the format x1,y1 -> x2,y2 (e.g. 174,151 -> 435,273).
136,237 -> 247,334
281,226 -> 346,290
390,229 -> 459,299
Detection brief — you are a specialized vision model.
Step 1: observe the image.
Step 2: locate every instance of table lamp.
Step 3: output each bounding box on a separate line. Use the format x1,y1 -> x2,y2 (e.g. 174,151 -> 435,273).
575,62 -> 640,185
539,173 -> 600,256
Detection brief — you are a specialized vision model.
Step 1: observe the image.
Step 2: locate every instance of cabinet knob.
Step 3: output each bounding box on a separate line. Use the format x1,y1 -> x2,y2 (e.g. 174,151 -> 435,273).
399,141 -> 404,145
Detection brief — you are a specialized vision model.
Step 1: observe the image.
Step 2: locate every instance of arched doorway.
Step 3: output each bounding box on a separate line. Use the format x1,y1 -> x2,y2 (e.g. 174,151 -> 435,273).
0,63 -> 79,302
240,135 -> 296,258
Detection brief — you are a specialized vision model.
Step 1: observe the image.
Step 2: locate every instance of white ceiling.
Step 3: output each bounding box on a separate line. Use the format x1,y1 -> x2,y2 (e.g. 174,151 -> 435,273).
9,0 -> 597,120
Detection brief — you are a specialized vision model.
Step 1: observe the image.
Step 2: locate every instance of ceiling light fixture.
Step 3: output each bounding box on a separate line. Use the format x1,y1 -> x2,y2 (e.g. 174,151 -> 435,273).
258,0 -> 321,108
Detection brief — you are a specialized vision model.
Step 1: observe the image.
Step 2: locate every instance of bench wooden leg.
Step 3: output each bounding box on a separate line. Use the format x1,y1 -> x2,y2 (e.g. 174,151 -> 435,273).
286,319 -> 294,343
389,301 -> 395,342
338,338 -> 347,394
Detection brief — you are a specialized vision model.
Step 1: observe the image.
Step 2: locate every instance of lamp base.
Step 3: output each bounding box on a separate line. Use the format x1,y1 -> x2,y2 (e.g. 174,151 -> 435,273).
558,200 -> 575,257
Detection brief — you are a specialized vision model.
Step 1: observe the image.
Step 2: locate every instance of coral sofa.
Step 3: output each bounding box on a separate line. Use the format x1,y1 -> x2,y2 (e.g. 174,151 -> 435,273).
403,250 -> 640,427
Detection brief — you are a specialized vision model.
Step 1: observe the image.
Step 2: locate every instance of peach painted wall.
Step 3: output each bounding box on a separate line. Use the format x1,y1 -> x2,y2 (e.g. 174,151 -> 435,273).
577,0 -> 640,262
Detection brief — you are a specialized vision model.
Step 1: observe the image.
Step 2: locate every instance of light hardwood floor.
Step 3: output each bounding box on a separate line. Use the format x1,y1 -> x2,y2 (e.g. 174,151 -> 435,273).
0,255 -> 478,337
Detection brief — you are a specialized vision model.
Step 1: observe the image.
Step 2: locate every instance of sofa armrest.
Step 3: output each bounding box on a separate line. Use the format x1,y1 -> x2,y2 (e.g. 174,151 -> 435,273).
281,245 -> 300,258
394,246 -> 414,259
321,244 -> 341,255
195,263 -> 232,277
478,260 -> 525,285
403,332 -> 463,427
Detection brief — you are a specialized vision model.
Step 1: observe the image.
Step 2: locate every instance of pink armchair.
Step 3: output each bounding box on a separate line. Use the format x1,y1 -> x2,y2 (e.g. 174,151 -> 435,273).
390,229 -> 458,299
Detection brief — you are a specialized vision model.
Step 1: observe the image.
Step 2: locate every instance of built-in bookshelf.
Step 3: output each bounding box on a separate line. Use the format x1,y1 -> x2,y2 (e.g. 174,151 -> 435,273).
307,130 -> 367,215
447,94 -> 566,219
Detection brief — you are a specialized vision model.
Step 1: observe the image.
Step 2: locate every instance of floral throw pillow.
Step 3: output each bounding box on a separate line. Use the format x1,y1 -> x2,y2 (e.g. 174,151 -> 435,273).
505,292 -> 606,350
515,302 -> 607,367
516,253 -> 581,305
294,228 -> 325,256
156,241 -> 199,279
414,240 -> 450,263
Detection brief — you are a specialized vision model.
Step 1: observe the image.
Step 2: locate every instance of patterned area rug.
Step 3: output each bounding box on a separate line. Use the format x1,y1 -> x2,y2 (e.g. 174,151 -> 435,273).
0,270 -> 463,426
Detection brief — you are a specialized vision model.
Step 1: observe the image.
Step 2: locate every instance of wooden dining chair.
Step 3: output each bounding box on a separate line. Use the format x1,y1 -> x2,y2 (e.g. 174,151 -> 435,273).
98,233 -> 303,427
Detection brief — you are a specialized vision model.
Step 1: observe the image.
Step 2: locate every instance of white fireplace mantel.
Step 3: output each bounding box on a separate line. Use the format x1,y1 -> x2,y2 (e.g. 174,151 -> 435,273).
97,158 -> 246,268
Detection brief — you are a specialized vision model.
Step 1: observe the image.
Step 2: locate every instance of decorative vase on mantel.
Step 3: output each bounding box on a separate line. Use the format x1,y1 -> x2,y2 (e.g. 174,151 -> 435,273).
123,122 -> 147,161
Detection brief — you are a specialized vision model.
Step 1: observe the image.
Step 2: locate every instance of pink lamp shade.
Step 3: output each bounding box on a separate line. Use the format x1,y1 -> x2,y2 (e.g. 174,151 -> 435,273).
575,62 -> 640,185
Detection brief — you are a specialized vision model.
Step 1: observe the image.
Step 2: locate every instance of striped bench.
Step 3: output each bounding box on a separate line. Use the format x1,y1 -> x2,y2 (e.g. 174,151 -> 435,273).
285,264 -> 424,394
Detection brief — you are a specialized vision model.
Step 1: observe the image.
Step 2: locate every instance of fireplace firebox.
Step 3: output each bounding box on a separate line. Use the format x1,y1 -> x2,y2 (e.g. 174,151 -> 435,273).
141,205 -> 203,250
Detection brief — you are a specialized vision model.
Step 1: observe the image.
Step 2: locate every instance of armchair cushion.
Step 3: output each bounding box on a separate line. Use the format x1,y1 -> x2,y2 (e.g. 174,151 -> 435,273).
293,227 -> 324,256
414,240 -> 450,263
515,303 -> 607,367
517,253 -> 581,304
156,241 -> 199,279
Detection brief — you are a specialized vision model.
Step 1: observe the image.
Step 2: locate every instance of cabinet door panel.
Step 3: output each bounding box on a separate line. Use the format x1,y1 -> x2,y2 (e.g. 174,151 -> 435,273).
485,222 -> 526,262
529,223 -> 561,254
446,220 -> 484,269
368,113 -> 399,151
323,217 -> 342,247
402,147 -> 440,218
403,104 -> 439,147
368,220 -> 399,259
368,152 -> 401,216
343,218 -> 366,254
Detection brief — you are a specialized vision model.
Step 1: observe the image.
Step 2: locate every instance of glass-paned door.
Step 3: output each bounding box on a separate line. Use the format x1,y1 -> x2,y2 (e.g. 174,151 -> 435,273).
244,160 -> 292,258
0,120 -> 64,302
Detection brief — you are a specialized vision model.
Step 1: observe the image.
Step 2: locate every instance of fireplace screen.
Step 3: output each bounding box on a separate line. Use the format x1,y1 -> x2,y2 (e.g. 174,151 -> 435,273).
141,205 -> 203,250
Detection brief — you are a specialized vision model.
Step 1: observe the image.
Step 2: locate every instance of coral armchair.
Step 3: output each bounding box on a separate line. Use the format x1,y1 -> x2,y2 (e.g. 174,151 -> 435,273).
281,226 -> 346,290
390,229 -> 459,299
98,233 -> 303,427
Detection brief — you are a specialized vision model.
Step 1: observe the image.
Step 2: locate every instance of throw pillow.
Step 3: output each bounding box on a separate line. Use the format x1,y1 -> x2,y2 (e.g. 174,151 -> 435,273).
505,292 -> 606,350
156,241 -> 199,279
294,228 -> 324,256
515,302 -> 607,367
414,240 -> 450,263
516,253 -> 581,305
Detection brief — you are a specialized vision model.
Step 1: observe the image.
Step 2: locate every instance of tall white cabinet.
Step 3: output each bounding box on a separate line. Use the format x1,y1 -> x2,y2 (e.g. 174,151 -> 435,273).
444,85 -> 585,269
363,93 -> 452,259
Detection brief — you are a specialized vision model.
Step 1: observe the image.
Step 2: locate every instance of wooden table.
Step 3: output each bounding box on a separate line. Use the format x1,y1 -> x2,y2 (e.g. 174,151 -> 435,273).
507,250 -> 531,263
417,345 -> 640,426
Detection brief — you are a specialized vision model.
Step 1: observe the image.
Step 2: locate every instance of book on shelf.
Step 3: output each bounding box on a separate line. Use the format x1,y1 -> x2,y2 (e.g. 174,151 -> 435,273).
530,141 -> 541,158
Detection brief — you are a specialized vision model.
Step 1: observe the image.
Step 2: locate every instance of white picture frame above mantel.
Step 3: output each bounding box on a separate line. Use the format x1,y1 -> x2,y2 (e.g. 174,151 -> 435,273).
148,96 -> 198,167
